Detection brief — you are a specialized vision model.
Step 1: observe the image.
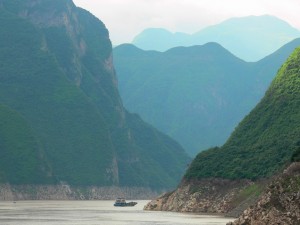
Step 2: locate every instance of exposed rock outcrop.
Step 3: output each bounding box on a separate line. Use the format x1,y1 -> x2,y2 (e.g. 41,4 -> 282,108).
227,162 -> 300,225
0,184 -> 159,201
144,178 -> 257,214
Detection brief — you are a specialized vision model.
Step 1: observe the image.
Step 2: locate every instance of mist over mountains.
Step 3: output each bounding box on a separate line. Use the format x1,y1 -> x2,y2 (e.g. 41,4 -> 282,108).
132,15 -> 300,62
114,38 -> 300,156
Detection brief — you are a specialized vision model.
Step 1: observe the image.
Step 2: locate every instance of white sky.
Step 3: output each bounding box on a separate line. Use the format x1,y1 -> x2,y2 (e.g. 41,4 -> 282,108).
73,0 -> 300,46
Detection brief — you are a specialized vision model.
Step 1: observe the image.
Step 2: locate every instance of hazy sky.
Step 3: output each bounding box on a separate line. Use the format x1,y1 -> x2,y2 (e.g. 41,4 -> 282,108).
73,0 -> 300,46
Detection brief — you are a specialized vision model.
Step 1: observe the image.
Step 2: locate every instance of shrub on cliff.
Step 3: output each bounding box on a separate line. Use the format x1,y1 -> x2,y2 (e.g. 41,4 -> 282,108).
291,146 -> 300,162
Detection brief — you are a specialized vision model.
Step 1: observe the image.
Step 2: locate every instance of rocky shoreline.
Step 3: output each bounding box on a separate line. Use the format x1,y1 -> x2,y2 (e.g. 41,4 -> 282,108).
0,184 -> 160,201
227,162 -> 300,225
144,163 -> 300,224
2,163 -> 299,224
143,178 -> 262,217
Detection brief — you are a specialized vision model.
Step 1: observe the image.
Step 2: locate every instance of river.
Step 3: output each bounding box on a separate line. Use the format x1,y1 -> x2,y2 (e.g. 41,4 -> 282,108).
0,200 -> 235,225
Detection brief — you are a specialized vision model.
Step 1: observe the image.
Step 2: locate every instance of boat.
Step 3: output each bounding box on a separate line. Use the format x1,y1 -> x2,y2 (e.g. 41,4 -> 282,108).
114,198 -> 137,207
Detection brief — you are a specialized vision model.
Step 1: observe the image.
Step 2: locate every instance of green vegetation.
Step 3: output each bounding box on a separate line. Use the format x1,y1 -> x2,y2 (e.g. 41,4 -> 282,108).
114,39 -> 300,156
230,183 -> 265,208
0,104 -> 48,184
0,0 -> 189,189
0,5 -> 114,185
185,47 -> 300,180
237,184 -> 263,198
291,146 -> 300,162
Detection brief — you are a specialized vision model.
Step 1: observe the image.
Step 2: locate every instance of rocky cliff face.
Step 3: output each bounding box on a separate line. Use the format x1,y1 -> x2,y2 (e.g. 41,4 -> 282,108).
145,163 -> 300,224
0,184 -> 158,200
227,162 -> 300,225
0,0 -> 189,190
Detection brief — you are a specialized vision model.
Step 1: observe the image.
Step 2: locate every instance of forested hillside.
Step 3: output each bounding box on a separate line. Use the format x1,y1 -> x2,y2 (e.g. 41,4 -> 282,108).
0,0 -> 190,190
186,47 -> 300,180
114,39 -> 300,156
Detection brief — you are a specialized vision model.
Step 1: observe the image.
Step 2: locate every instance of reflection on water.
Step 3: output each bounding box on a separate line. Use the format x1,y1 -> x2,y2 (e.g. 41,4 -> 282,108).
0,200 -> 235,225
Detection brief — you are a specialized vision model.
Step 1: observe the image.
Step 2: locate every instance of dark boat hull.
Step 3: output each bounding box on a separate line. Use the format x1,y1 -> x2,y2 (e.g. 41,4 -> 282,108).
114,202 -> 137,207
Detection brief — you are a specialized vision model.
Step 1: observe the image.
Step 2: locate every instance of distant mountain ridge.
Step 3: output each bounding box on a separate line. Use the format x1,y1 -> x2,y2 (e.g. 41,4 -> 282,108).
132,15 -> 300,61
114,38 -> 300,156
0,0 -> 190,190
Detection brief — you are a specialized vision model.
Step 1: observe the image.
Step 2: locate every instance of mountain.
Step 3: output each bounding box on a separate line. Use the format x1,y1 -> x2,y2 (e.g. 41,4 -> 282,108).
132,28 -> 190,52
186,46 -> 300,180
0,0 -> 190,190
113,38 -> 300,156
132,15 -> 300,61
144,44 -> 300,217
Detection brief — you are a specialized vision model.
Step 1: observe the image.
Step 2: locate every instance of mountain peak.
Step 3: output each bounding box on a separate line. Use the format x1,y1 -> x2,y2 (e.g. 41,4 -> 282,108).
214,14 -> 299,32
163,42 -> 245,64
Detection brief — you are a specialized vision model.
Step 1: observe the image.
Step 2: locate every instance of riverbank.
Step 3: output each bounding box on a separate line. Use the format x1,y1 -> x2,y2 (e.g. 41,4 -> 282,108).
144,178 -> 265,218
0,184 -> 160,200
227,162 -> 300,225
144,162 -> 300,224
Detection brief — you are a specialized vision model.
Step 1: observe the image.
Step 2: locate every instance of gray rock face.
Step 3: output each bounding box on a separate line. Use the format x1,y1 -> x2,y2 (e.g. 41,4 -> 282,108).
144,179 -> 253,214
0,184 -> 158,200
227,163 -> 300,225
145,163 -> 300,224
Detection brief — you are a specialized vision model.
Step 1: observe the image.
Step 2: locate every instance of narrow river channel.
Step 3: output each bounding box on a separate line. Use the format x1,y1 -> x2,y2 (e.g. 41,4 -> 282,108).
0,200 -> 235,225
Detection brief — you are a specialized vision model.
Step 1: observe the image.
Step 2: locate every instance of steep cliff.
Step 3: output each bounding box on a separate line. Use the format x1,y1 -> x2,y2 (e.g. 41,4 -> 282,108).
0,0 -> 189,191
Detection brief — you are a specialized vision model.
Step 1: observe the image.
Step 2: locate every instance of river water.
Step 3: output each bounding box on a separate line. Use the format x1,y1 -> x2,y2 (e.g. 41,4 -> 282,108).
0,200 -> 235,225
